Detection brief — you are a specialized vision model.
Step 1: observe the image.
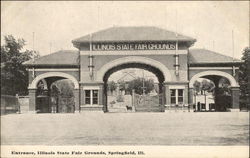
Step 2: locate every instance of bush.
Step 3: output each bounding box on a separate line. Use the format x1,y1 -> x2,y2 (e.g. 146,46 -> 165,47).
116,95 -> 124,102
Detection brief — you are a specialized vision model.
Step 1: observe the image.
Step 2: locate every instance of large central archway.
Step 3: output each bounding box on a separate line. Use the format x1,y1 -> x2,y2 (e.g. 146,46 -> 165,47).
100,56 -> 170,112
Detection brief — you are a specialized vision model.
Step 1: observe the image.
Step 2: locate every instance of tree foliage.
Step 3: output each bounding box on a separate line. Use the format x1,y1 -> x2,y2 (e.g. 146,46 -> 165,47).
193,79 -> 215,94
239,47 -> 250,109
201,79 -> 215,92
107,81 -> 117,93
127,77 -> 155,95
1,35 -> 40,95
193,80 -> 201,94
55,80 -> 74,97
117,81 -> 126,91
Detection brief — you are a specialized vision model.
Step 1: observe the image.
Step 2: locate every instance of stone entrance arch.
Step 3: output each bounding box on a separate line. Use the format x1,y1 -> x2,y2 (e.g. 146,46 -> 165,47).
103,64 -> 166,112
28,72 -> 80,113
24,26 -> 242,113
96,56 -> 172,112
189,70 -> 240,111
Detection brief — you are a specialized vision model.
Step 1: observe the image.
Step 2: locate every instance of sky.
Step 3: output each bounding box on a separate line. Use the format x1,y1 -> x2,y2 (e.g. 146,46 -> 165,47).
109,68 -> 157,83
1,1 -> 249,59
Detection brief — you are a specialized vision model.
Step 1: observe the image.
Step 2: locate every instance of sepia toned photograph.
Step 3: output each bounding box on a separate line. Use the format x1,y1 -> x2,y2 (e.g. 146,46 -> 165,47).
1,1 -> 249,158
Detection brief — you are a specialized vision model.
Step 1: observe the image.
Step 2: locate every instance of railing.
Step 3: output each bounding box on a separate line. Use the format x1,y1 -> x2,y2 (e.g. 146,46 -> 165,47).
1,95 -> 20,115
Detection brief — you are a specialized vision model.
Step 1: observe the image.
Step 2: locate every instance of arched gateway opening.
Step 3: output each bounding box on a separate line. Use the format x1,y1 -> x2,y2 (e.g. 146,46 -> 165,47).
102,62 -> 167,112
189,71 -> 239,112
96,56 -> 171,112
29,72 -> 79,113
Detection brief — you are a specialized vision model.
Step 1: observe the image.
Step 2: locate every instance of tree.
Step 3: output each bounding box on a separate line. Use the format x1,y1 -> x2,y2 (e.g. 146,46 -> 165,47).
193,80 -> 201,94
1,35 -> 40,95
107,81 -> 117,94
55,80 -> 74,97
127,77 -> 155,95
193,79 -> 214,94
239,47 -> 250,110
117,81 -> 126,91
201,79 -> 215,93
218,78 -> 231,95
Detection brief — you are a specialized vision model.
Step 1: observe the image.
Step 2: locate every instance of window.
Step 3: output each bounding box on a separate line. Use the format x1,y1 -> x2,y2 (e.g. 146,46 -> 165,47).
92,90 -> 98,104
178,89 -> 184,104
170,89 -> 176,104
85,90 -> 99,105
85,90 -> 91,104
170,89 -> 184,105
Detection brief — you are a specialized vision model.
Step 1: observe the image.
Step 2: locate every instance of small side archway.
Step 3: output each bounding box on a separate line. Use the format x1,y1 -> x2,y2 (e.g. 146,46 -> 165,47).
29,72 -> 79,89
189,70 -> 238,88
28,72 -> 80,113
189,70 -> 239,111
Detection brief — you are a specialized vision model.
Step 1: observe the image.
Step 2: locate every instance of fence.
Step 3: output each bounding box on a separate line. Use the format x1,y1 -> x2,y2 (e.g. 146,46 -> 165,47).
1,95 -> 29,115
18,96 -> 29,113
1,95 -> 19,115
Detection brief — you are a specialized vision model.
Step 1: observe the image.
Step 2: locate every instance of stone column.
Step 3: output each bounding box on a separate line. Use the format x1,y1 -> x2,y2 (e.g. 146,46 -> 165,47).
28,89 -> 37,113
164,84 -> 170,106
99,85 -> 104,106
189,88 -> 194,104
102,88 -> 108,112
74,89 -> 80,113
231,87 -> 240,111
184,85 -> 189,105
161,85 -> 166,112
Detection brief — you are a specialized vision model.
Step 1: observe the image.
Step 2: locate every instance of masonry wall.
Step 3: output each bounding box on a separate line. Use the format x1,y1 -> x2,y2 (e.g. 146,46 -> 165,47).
188,68 -> 239,85
28,70 -> 80,86
80,52 -> 188,83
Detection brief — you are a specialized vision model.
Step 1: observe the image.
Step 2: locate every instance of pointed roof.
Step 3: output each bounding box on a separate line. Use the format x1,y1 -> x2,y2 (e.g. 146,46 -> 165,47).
72,26 -> 196,45
23,50 -> 79,67
189,49 -> 242,65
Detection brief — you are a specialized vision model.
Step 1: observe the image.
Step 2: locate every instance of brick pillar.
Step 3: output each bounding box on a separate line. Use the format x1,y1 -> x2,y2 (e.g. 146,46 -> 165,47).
102,86 -> 108,112
29,89 -> 37,113
161,85 -> 166,112
231,87 -> 240,111
99,85 -> 104,105
74,89 -> 80,113
189,88 -> 194,104
184,85 -> 189,105
164,84 -> 170,105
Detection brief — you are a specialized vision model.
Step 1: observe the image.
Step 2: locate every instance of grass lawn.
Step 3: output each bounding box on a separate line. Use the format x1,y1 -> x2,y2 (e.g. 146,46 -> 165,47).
1,112 -> 249,145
